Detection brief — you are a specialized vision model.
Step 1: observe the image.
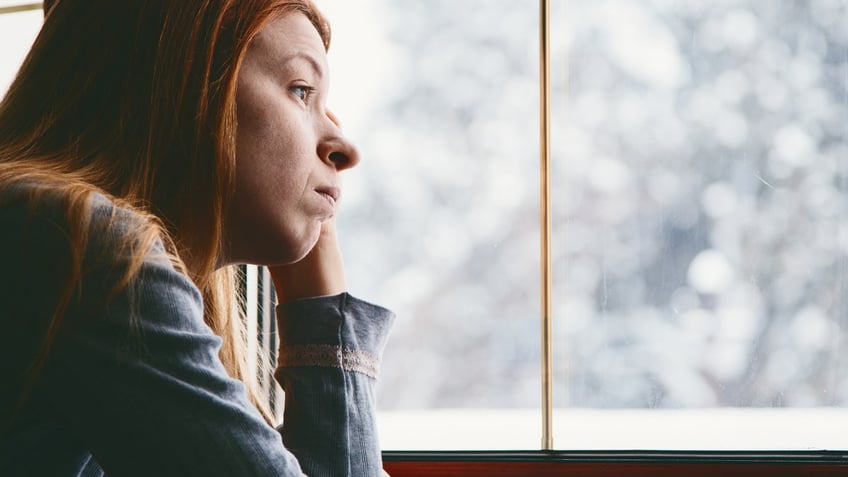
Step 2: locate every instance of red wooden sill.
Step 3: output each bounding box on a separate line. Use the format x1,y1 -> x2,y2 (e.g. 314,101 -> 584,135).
382,450 -> 848,477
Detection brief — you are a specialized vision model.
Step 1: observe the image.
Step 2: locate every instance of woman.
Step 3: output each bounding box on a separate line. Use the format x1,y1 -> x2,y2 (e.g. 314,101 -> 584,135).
0,0 -> 393,476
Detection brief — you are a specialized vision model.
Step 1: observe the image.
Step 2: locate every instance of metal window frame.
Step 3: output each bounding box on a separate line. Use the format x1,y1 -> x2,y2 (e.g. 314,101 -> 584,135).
538,0 -> 554,451
0,2 -> 41,15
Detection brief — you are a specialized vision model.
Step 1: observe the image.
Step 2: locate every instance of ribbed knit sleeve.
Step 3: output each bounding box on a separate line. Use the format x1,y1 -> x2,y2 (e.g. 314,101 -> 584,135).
275,293 -> 395,477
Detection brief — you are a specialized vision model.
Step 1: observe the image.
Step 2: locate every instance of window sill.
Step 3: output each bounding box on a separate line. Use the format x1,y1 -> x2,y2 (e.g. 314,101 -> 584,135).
382,450 -> 848,476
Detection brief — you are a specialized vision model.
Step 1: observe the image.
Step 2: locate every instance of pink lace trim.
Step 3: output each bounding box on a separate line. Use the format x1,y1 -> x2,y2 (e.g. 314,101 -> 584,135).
278,344 -> 381,379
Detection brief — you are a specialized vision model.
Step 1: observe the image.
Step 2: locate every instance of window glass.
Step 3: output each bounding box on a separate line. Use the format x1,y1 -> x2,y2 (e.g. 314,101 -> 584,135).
0,6 -> 41,94
320,0 -> 542,449
552,0 -> 848,449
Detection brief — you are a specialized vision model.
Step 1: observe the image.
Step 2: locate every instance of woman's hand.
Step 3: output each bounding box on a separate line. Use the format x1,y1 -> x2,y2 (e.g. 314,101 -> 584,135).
269,219 -> 347,304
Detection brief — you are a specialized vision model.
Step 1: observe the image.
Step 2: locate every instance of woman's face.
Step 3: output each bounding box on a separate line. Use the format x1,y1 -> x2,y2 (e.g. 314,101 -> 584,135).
224,12 -> 359,266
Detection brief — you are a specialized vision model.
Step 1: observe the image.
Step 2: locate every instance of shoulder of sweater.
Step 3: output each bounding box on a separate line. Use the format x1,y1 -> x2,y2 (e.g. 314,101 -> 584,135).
0,181 -> 166,266
0,181 -> 144,227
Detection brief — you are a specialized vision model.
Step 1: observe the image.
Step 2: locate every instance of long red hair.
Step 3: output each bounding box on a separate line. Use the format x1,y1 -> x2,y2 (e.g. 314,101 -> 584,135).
0,0 -> 331,423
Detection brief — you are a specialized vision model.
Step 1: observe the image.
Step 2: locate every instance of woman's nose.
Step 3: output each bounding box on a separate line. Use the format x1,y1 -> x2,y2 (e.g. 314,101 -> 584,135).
318,111 -> 360,171
318,135 -> 360,171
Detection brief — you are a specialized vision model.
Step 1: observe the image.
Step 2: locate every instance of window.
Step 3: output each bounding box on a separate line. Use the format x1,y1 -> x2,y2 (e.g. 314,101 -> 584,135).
3,1 -> 847,472
318,0 -> 848,452
322,0 -> 543,449
0,2 -> 40,93
550,0 -> 848,450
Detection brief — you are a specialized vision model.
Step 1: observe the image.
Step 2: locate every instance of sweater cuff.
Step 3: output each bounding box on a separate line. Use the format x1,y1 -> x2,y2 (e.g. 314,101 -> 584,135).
276,292 -> 395,379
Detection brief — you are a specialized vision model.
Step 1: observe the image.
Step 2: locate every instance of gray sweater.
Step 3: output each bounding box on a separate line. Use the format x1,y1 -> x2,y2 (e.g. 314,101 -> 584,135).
0,187 -> 394,476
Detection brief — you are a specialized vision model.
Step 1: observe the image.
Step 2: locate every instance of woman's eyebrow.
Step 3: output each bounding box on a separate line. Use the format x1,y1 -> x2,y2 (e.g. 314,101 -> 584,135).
281,51 -> 324,80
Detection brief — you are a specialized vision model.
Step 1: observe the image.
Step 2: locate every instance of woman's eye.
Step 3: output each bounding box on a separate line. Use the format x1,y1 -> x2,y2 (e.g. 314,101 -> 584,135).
290,85 -> 314,103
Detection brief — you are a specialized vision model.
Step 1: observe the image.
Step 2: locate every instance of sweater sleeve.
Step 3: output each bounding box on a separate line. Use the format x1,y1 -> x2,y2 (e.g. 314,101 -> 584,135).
41,240 -> 313,477
275,294 -> 395,477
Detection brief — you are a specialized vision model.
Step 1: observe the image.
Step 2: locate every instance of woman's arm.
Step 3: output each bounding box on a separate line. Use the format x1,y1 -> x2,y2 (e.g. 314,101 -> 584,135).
40,239 -> 308,476
275,293 -> 394,476
270,219 -> 395,476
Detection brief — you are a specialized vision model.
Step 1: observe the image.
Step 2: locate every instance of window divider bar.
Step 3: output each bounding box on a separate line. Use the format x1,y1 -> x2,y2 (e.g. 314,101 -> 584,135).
245,265 -> 259,385
539,0 -> 554,451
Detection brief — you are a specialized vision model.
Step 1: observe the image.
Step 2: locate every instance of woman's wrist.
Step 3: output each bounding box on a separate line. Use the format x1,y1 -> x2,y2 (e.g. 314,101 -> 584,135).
274,292 -> 395,377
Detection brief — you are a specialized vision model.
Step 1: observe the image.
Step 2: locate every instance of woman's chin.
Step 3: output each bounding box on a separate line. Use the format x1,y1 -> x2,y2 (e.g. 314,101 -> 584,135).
221,225 -> 320,268
268,227 -> 321,265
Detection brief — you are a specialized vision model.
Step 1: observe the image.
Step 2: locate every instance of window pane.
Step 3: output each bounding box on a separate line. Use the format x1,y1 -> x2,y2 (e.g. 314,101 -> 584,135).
320,0 -> 541,449
0,7 -> 41,95
552,0 -> 848,449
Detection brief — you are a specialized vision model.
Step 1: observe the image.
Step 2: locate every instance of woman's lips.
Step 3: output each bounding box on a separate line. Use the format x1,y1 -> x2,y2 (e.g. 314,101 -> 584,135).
315,186 -> 340,207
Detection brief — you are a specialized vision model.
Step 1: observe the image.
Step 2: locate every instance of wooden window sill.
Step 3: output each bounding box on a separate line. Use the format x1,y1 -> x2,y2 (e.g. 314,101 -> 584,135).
383,451 -> 848,476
